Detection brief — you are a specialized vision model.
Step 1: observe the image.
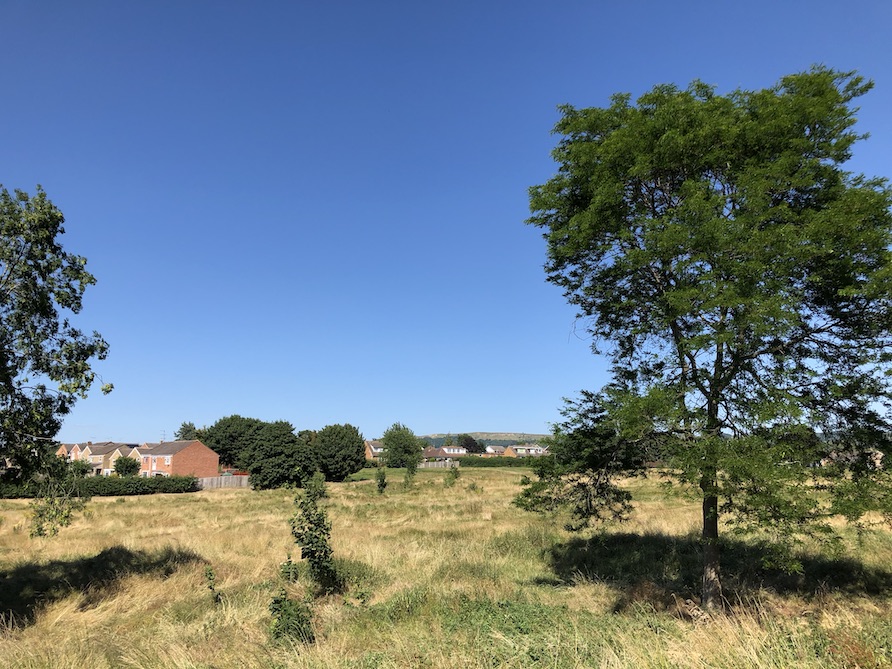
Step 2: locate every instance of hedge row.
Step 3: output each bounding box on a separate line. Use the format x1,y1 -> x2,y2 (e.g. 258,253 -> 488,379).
456,456 -> 549,468
0,475 -> 199,499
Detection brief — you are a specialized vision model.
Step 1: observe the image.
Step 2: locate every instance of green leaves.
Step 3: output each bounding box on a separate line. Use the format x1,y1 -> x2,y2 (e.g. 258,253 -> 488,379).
0,186 -> 109,490
527,68 -> 892,599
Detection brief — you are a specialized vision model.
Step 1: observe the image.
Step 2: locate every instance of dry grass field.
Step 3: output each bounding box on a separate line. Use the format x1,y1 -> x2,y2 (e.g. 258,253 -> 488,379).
1,467 -> 891,668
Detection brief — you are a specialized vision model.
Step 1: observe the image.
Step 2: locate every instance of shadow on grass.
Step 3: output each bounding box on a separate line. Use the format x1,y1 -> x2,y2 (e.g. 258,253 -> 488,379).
544,532 -> 892,611
0,545 -> 205,628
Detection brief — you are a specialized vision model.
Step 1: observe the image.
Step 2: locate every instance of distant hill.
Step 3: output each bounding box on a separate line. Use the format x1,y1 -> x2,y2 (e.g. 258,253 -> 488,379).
420,432 -> 549,447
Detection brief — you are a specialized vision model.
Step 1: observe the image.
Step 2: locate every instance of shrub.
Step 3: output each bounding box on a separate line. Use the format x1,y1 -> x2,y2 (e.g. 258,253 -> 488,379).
444,464 -> 460,488
457,456 -> 542,468
269,589 -> 315,643
375,466 -> 387,494
75,475 -> 199,496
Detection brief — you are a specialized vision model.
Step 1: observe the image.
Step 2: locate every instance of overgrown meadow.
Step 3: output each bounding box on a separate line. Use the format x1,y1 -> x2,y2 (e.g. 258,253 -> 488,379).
1,468 -> 891,668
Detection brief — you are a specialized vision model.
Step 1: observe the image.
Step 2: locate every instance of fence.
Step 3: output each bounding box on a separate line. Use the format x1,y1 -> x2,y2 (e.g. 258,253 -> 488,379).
419,460 -> 460,469
198,475 -> 251,489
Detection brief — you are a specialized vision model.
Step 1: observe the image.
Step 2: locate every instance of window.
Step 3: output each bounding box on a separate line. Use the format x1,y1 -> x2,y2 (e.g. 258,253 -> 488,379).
165,456 -> 171,465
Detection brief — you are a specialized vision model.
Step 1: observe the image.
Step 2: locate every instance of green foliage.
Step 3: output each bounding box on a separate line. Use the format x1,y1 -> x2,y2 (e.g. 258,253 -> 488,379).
456,456 -> 536,468
68,459 -> 92,479
527,67 -> 892,604
174,421 -> 205,441
202,415 -> 266,469
444,463 -> 460,487
245,421 -> 305,490
515,392 -> 650,530
290,475 -> 342,594
204,565 -> 222,605
1,473 -> 199,500
29,478 -> 87,537
279,552 -> 301,582
381,422 -> 422,470
458,434 -> 484,454
314,423 -> 365,482
269,589 -> 315,644
0,186 -> 110,530
113,456 -> 140,477
375,465 -> 387,494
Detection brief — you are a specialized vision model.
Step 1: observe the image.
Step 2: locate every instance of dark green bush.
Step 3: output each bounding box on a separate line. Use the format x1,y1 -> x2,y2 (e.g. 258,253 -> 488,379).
457,456 -> 544,468
0,475 -> 199,499
76,476 -> 199,496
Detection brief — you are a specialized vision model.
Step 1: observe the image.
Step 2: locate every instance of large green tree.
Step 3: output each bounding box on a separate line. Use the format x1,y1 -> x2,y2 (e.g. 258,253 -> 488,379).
527,68 -> 892,608
246,420 -> 304,490
314,423 -> 365,482
381,422 -> 422,469
202,414 -> 265,469
0,186 -> 110,482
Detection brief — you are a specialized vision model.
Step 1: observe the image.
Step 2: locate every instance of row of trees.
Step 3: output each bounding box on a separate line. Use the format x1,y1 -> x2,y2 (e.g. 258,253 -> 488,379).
176,417 -> 366,489
176,418 -> 430,488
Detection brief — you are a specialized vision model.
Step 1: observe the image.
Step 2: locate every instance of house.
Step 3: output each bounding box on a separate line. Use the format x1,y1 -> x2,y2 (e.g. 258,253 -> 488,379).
57,441 -> 134,475
504,443 -> 549,458
422,445 -> 467,460
83,442 -> 134,476
483,445 -> 506,457
135,440 -> 219,478
365,440 -> 385,461
56,443 -> 80,459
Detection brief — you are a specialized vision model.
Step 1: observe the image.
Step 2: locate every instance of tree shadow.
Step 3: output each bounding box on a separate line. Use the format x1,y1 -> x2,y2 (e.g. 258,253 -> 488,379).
544,532 -> 892,612
0,545 -> 205,628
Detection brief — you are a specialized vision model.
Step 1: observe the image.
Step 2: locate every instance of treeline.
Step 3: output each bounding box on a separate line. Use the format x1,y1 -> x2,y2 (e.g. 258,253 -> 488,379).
418,434 -> 486,453
176,417 -> 366,489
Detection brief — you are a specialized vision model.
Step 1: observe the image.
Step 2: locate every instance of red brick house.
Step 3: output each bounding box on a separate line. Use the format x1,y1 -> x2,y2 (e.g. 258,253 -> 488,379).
134,440 -> 219,478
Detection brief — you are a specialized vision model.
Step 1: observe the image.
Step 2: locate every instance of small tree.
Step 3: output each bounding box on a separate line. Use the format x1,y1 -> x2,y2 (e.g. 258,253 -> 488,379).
290,472 -> 341,593
375,464 -> 387,494
315,423 -> 365,482
381,422 -> 422,469
114,456 -> 140,477
444,463 -> 460,488
68,459 -> 92,479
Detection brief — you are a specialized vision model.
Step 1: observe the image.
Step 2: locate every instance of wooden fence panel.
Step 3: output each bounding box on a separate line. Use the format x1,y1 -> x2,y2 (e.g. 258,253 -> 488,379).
198,476 -> 250,489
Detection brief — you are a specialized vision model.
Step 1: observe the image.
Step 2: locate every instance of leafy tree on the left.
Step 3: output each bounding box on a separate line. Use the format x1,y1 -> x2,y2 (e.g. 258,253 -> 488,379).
0,186 -> 111,534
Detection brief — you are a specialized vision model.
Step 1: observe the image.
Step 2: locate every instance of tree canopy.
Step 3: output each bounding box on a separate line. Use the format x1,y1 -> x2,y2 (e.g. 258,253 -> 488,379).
175,421 -> 205,441
0,186 -> 110,484
314,423 -> 365,482
246,421 -> 305,490
458,434 -> 484,454
202,415 -> 265,469
527,67 -> 892,608
114,456 -> 140,477
381,422 -> 422,469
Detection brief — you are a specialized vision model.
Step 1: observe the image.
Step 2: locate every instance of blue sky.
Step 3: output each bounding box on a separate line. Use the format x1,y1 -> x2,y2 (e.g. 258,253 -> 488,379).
4,1 -> 891,442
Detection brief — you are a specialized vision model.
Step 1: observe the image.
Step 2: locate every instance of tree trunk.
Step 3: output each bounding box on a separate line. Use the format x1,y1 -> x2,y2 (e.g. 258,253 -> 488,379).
701,490 -> 722,610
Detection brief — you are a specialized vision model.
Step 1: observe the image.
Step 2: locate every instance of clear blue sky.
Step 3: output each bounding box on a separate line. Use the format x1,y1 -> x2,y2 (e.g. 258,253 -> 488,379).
4,1 -> 890,442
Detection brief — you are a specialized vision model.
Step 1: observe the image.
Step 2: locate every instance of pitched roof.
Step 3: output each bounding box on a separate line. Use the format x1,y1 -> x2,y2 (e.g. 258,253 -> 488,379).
84,441 -> 136,455
138,440 -> 211,456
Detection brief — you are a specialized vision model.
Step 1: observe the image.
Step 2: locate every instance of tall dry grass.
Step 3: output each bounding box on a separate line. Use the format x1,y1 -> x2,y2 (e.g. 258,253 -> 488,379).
1,468 -> 890,668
